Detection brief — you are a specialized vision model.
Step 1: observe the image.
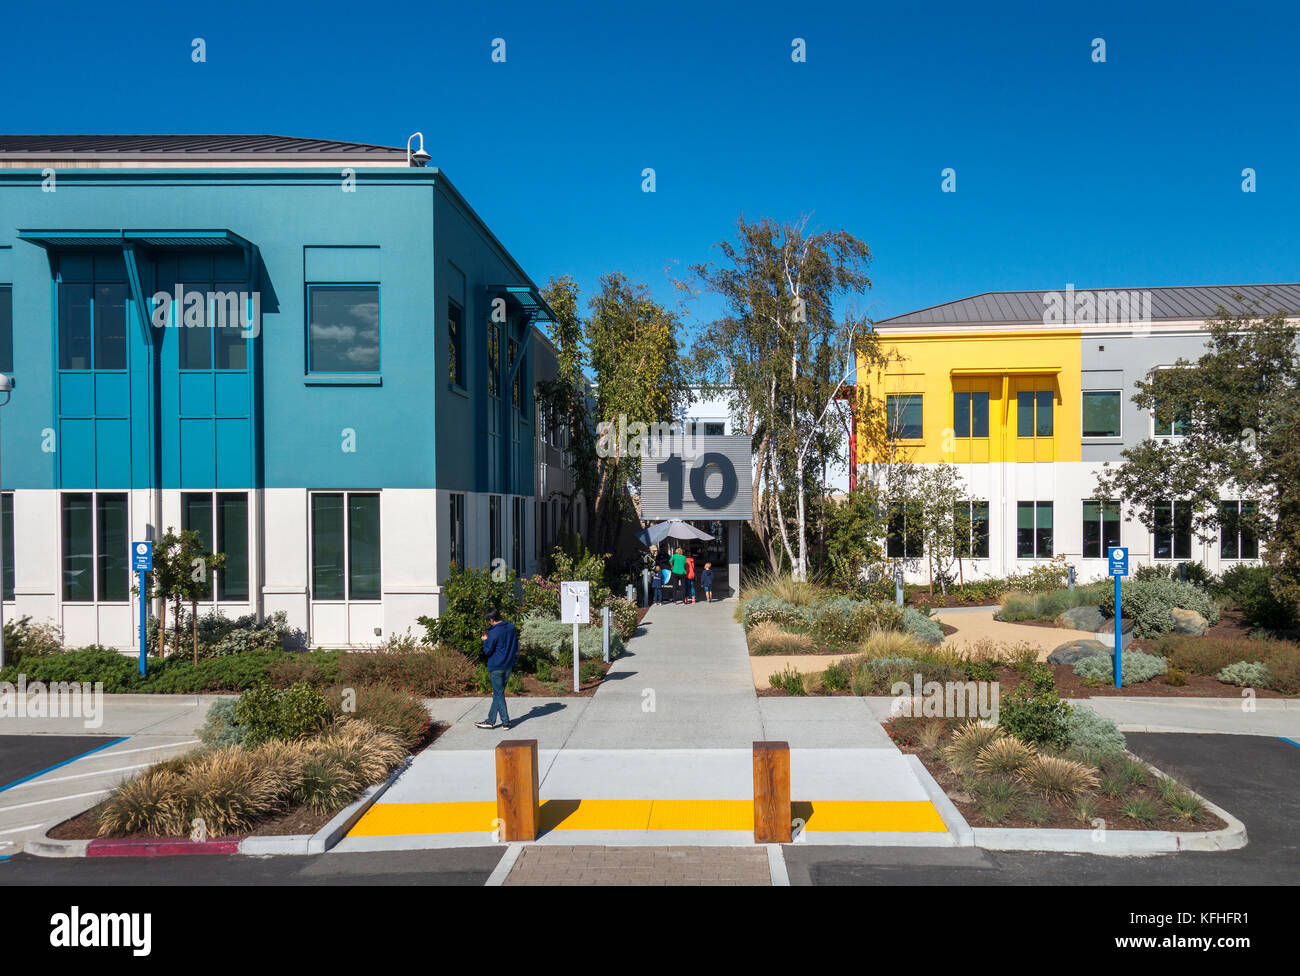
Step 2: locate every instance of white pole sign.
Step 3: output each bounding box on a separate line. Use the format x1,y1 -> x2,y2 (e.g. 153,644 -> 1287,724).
560,581 -> 590,692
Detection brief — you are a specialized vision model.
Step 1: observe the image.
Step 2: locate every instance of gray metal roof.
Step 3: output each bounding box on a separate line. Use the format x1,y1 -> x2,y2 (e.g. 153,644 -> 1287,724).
877,283 -> 1300,326
0,134 -> 405,156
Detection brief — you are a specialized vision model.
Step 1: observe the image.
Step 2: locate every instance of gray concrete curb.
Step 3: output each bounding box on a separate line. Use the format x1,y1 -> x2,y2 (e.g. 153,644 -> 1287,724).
305,758 -> 410,854
1071,696 -> 1299,711
905,754 -> 974,847
240,834 -> 313,856
24,835 -> 91,858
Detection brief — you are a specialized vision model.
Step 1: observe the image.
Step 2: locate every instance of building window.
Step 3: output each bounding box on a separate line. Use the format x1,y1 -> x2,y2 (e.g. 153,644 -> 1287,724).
887,502 -> 923,558
1017,391 -> 1054,438
175,287 -> 249,371
509,337 -> 524,412
449,493 -> 466,569
1219,500 -> 1258,560
1082,499 -> 1122,558
954,500 -> 990,558
448,299 -> 464,387
307,285 -> 380,373
1,492 -> 13,602
311,492 -> 381,600
1152,499 -> 1192,560
59,280 -> 126,371
1017,501 -> 1053,558
886,394 -> 923,440
1082,391 -> 1121,438
61,493 -> 128,602
953,392 -> 990,438
512,497 -> 526,574
0,286 -> 12,374
704,422 -> 725,436
1152,399 -> 1190,437
181,492 -> 250,601
487,324 -> 501,398
489,495 -> 502,564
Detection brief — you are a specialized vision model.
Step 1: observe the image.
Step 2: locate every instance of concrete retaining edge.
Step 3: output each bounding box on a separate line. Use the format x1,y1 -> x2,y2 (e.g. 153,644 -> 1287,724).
306,757 -> 411,854
902,751 -> 1247,855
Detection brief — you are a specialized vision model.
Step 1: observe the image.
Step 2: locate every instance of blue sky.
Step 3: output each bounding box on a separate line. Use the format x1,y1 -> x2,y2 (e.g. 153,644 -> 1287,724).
4,0 -> 1297,338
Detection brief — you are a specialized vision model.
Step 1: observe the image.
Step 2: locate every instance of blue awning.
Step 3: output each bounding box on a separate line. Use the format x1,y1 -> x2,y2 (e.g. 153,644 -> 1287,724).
17,228 -> 253,251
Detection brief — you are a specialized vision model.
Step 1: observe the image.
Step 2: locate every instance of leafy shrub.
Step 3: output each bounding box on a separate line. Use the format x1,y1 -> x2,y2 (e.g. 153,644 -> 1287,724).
0,646 -> 142,692
822,660 -> 849,692
1073,650 -> 1168,685
998,686 -> 1072,748
900,606 -> 944,644
334,683 -> 431,749
268,650 -> 343,688
579,660 -> 604,685
518,612 -> 624,662
234,683 -> 332,747
1065,706 -> 1126,755
740,596 -> 807,631
1216,564 -> 1299,631
338,646 -> 475,697
748,621 -> 816,655
419,564 -> 520,653
1,616 -> 63,665
996,583 -> 1109,622
1216,660 -> 1271,688
769,665 -> 806,696
1135,560 -> 1213,587
198,698 -> 246,748
606,597 -> 639,641
995,591 -> 1038,622
1097,578 -> 1220,638
1015,660 -> 1056,693
1020,756 -> 1099,801
964,658 -> 998,682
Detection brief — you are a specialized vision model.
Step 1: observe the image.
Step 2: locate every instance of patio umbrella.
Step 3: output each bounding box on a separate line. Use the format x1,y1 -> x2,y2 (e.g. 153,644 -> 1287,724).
636,519 -> 715,546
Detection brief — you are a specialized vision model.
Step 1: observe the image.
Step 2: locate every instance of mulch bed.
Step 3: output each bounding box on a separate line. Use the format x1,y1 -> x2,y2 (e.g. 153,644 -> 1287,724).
908,743 -> 1227,832
517,660 -> 609,697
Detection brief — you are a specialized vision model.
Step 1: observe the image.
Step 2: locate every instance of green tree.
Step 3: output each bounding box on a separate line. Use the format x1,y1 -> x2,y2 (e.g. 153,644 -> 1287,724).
174,530 -> 226,665
538,272 -> 689,557
690,215 -> 889,578
143,529 -> 188,657
1094,300 -> 1300,605
821,482 -> 887,589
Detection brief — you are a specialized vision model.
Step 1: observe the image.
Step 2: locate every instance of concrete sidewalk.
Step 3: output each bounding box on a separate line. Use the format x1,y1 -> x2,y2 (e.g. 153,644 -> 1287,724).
1071,697 -> 1300,737
338,599 -> 946,850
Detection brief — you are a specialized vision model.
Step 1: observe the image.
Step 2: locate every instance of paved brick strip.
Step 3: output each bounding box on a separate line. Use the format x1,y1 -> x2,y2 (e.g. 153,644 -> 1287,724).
503,845 -> 772,885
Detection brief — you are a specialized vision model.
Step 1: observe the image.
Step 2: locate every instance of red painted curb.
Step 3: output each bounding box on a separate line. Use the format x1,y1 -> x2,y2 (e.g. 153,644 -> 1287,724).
86,837 -> 246,857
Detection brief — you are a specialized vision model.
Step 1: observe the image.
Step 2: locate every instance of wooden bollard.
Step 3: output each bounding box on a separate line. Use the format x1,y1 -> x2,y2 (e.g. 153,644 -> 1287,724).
753,740 -> 791,843
495,739 -> 540,841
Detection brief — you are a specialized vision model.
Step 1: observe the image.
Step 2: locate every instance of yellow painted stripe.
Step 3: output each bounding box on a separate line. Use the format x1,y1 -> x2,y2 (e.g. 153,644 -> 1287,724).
349,799 -> 947,836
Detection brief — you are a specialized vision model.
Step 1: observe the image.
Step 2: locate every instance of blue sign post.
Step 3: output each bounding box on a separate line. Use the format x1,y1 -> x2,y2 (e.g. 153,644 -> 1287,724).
131,541 -> 153,677
1107,547 -> 1129,688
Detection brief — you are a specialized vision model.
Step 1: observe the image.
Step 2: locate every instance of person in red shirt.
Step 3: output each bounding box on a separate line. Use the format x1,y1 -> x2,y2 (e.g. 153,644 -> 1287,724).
685,553 -> 696,604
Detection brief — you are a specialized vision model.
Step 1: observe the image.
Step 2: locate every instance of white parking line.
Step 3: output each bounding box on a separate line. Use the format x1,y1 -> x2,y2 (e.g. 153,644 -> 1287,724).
4,762 -> 154,790
0,823 -> 45,836
0,789 -> 111,814
91,740 -> 200,759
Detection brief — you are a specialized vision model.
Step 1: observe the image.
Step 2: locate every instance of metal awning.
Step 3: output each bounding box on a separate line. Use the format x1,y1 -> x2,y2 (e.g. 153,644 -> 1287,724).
488,283 -> 556,324
18,228 -> 253,251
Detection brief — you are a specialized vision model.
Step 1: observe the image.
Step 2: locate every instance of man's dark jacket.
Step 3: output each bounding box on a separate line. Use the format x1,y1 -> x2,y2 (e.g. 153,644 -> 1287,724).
483,620 -> 520,671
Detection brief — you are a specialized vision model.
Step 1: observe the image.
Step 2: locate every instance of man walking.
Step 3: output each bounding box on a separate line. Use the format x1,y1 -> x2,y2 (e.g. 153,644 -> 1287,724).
477,609 -> 520,730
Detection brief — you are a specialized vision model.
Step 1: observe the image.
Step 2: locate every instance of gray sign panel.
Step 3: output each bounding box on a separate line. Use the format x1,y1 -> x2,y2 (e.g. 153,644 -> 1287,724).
640,433 -> 753,519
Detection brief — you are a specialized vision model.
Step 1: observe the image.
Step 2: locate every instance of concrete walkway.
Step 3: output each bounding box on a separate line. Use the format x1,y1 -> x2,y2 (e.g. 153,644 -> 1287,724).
338,599 -> 941,850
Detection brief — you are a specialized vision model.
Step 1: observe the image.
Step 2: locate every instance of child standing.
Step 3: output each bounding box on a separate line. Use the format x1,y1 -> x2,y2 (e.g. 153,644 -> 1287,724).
701,562 -> 714,602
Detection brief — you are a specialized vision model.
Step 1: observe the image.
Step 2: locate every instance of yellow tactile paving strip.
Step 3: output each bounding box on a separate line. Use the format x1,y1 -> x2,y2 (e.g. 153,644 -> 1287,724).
348,799 -> 946,836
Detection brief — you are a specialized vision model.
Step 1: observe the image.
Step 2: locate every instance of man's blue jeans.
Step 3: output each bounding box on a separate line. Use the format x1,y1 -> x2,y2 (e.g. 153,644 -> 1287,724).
487,668 -> 511,726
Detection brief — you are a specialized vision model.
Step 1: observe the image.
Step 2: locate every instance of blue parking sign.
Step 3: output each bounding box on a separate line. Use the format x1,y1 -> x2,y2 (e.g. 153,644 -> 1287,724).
131,540 -> 153,573
1107,546 -> 1128,577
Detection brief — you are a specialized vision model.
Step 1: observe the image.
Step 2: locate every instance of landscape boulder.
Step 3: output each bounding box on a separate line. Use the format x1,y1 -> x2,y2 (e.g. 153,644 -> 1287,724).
1055,605 -> 1107,633
1170,607 -> 1209,636
1046,639 -> 1110,667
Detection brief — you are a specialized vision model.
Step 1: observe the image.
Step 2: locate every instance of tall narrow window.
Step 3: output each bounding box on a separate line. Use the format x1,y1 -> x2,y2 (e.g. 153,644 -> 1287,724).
489,495 -> 502,563
0,286 -> 13,374
512,497 -> 525,573
1017,391 -> 1055,437
1082,500 -> 1122,558
487,324 -> 501,397
311,492 -> 380,600
59,283 -> 93,370
1,492 -> 13,601
1017,501 -> 1053,558
62,494 -> 94,601
181,492 -> 215,599
307,285 -> 380,372
448,299 -> 464,386
449,493 -> 466,569
96,494 -> 129,601
216,493 -> 250,601
1152,499 -> 1192,560
508,337 -> 522,411
93,283 -> 127,370
1219,500 -> 1259,560
953,392 -> 989,438
953,500 -> 990,558
887,502 -> 923,558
